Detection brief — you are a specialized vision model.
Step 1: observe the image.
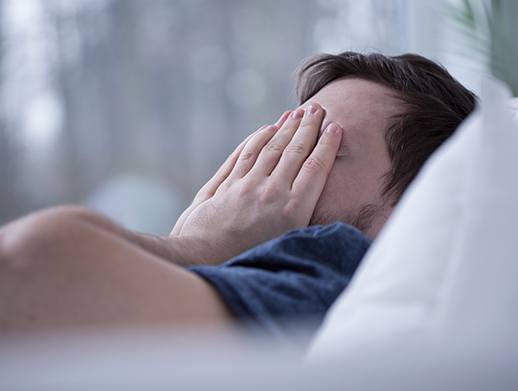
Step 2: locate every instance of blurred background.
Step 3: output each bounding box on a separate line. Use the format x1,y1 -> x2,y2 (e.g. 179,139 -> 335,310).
0,0 -> 516,234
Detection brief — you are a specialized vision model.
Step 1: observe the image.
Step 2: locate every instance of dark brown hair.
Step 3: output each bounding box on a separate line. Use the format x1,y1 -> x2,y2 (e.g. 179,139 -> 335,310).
296,52 -> 477,205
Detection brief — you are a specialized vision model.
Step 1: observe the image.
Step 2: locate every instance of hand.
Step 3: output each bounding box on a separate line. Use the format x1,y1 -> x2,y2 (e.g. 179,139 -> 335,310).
170,103 -> 343,264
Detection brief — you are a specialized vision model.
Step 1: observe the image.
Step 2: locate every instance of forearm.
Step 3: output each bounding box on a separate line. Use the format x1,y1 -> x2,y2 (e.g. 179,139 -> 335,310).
125,231 -> 213,266
71,207 -> 204,266
0,206 -> 232,334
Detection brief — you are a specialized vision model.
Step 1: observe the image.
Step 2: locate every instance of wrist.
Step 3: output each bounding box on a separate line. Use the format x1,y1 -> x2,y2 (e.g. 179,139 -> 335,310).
166,235 -> 216,266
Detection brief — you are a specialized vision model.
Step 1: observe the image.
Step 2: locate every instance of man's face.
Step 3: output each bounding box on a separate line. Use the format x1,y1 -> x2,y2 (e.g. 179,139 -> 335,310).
299,78 -> 402,237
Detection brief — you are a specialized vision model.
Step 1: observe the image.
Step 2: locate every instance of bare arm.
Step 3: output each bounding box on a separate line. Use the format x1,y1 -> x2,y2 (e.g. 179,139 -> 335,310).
0,104 -> 342,334
0,207 -> 232,335
24,103 -> 341,268
52,112 -> 295,266
61,207 -> 204,266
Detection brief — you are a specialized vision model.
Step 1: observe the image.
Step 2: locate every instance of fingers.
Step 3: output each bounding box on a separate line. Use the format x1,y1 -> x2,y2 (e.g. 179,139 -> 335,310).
226,125 -> 276,179
270,103 -> 325,184
275,110 -> 292,127
227,110 -> 291,179
174,127 -> 261,235
194,109 -> 292,199
291,122 -> 343,205
249,108 -> 306,176
193,130 -> 257,202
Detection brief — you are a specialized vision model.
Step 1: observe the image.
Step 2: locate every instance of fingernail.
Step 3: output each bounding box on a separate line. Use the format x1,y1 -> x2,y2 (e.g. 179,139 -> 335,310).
326,123 -> 341,134
275,111 -> 290,126
308,104 -> 319,115
279,110 -> 291,121
291,109 -> 304,119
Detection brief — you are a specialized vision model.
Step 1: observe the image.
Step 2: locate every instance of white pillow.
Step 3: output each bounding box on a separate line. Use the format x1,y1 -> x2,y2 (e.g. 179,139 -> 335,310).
511,98 -> 518,121
309,77 -> 518,359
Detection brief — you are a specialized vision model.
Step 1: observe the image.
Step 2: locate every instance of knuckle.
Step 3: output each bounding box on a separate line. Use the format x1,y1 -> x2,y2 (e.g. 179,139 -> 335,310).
214,180 -> 231,195
194,189 -> 212,202
195,183 -> 212,199
282,199 -> 299,216
298,122 -> 317,132
281,199 -> 303,226
238,179 -> 256,196
284,143 -> 307,156
303,156 -> 327,172
258,184 -> 280,204
239,152 -> 255,161
264,143 -> 284,153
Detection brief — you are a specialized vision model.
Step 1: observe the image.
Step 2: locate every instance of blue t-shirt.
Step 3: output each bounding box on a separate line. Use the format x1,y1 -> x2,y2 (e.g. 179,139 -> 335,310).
189,222 -> 371,339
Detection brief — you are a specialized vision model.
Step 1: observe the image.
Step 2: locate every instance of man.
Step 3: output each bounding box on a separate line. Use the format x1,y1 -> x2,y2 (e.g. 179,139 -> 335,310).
0,52 -> 476,337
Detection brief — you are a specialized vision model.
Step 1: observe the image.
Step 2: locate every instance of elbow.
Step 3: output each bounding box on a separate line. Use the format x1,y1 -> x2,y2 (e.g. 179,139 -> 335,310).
0,206 -> 93,271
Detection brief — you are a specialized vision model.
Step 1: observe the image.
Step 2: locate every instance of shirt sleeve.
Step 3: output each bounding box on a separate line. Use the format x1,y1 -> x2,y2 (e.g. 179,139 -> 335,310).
188,222 -> 371,339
